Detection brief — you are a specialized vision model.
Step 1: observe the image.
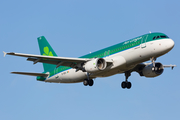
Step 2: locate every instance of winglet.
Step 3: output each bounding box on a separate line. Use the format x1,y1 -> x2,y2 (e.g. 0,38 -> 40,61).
3,51 -> 7,57
172,65 -> 177,70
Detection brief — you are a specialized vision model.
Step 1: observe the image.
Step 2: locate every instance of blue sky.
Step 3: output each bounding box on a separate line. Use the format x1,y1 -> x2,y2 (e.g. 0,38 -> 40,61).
1,0 -> 180,120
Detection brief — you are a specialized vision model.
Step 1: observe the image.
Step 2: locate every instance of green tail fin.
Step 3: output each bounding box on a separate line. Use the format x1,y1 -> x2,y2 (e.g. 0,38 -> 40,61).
37,36 -> 57,72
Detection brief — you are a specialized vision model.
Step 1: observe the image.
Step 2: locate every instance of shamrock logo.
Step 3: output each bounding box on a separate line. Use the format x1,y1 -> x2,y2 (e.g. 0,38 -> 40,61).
43,46 -> 53,56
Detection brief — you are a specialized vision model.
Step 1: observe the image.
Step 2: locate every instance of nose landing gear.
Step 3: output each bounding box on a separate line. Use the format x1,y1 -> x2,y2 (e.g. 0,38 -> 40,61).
150,57 -> 157,71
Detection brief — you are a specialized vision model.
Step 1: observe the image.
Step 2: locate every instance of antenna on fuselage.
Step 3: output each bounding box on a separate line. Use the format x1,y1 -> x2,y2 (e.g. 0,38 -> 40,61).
149,31 -> 152,33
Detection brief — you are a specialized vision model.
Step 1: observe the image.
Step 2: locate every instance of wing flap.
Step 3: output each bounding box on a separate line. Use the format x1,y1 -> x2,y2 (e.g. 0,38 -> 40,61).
26,57 -> 81,68
11,72 -> 49,77
27,57 -> 59,65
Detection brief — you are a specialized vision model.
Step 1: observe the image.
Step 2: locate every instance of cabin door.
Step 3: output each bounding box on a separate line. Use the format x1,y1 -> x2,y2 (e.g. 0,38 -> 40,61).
141,35 -> 148,48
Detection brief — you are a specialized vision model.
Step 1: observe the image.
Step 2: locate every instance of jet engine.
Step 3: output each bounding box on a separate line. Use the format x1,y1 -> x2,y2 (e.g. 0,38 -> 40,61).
142,62 -> 164,77
84,58 -> 107,73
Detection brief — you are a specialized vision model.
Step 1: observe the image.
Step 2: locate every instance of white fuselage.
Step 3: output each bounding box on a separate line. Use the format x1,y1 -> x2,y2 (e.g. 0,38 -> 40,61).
45,39 -> 174,83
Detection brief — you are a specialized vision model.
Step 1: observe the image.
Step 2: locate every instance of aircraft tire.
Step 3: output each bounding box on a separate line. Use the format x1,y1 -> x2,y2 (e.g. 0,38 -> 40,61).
83,79 -> 89,86
121,82 -> 126,89
126,82 -> 132,89
89,79 -> 94,86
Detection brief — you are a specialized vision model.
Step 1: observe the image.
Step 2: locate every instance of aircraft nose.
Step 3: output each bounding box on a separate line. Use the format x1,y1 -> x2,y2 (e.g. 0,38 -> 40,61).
167,39 -> 175,50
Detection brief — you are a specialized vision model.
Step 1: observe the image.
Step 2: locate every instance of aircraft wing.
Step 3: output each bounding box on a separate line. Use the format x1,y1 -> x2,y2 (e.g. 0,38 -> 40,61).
131,63 -> 176,76
163,65 -> 176,69
4,52 -> 90,68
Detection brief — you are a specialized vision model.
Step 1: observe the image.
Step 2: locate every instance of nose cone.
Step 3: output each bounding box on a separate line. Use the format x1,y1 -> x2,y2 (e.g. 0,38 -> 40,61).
167,39 -> 175,50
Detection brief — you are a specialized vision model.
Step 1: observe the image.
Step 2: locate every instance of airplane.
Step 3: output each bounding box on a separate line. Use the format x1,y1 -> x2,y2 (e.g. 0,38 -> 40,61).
3,32 -> 176,89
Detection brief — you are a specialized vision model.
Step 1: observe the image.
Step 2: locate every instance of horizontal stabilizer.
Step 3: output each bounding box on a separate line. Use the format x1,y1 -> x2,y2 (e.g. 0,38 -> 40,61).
11,72 -> 49,77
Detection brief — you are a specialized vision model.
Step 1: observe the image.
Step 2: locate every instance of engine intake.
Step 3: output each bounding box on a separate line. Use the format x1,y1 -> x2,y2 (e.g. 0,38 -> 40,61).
84,58 -> 107,73
142,62 -> 164,77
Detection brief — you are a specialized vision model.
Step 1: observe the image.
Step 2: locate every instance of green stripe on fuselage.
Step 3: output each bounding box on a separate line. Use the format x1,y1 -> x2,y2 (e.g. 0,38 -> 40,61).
37,32 -> 169,81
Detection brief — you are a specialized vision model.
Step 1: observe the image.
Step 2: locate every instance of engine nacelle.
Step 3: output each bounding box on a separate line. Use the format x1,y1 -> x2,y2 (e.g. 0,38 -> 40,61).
84,58 -> 107,73
142,62 -> 164,77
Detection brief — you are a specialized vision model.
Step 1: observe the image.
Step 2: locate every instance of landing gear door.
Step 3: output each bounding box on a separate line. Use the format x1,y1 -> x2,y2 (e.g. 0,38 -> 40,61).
141,35 -> 148,48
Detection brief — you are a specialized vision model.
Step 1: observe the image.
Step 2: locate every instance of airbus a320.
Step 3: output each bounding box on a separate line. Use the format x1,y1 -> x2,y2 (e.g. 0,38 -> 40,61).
3,32 -> 176,89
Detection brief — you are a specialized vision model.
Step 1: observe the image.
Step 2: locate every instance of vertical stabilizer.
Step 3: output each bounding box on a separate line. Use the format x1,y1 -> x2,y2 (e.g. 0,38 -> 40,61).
37,36 -> 57,72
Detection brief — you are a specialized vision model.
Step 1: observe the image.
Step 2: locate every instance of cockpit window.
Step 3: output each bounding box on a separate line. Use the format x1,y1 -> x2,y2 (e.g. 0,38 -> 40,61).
152,35 -> 169,40
160,35 -> 168,38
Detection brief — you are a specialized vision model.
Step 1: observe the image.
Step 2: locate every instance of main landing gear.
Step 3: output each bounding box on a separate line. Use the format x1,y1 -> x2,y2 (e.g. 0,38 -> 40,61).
83,79 -> 94,86
121,71 -> 132,89
83,72 -> 94,86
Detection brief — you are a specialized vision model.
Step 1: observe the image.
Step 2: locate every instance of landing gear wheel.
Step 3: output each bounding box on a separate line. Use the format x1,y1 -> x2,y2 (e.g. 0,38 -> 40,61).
121,71 -> 132,89
121,82 -> 132,89
83,79 -> 89,86
121,82 -> 126,89
89,79 -> 94,86
126,82 -> 132,89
